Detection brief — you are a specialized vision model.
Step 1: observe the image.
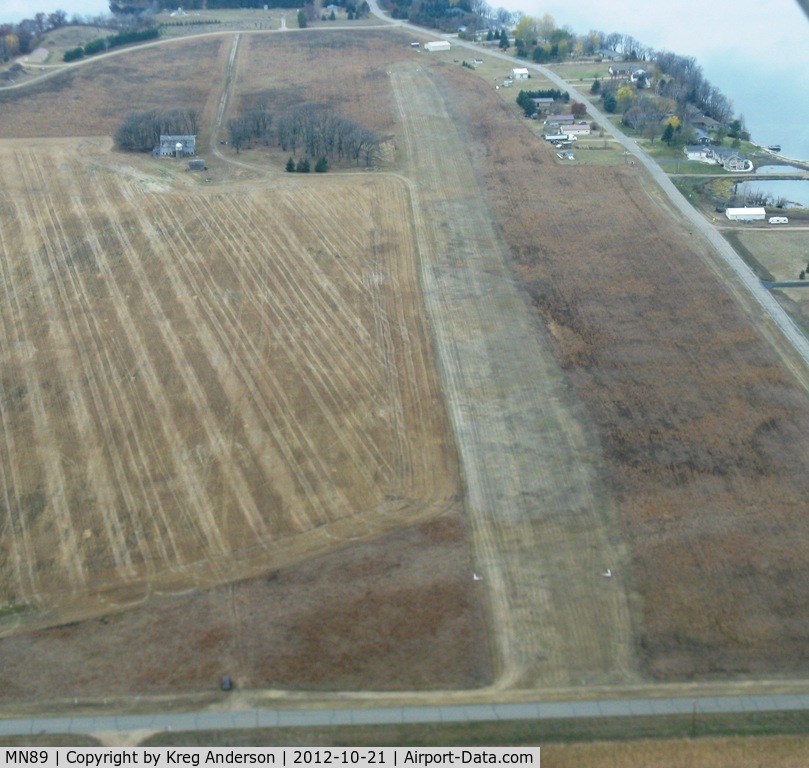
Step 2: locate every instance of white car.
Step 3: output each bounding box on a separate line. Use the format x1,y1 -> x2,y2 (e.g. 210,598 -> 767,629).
768,216 -> 789,224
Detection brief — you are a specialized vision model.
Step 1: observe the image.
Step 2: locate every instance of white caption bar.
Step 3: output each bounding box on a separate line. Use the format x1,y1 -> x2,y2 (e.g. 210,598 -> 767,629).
0,748 -> 539,768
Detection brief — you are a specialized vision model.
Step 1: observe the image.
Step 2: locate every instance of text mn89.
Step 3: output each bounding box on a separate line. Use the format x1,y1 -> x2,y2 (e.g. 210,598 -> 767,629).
5,752 -> 50,764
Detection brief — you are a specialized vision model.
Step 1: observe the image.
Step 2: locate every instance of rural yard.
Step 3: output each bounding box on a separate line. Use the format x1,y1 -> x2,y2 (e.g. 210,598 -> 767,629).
0,19 -> 808,711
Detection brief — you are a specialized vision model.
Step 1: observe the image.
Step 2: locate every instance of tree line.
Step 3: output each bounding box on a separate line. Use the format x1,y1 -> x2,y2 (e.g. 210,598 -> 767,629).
227,103 -> 383,166
63,26 -> 159,62
114,108 -> 200,152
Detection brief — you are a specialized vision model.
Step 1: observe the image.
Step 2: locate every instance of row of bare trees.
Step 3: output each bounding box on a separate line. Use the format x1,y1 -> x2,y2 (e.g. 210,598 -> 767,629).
228,103 -> 382,166
114,108 -> 199,152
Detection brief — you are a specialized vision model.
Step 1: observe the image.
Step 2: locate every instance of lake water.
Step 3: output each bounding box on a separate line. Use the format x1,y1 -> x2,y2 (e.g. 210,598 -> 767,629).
733,179 -> 809,209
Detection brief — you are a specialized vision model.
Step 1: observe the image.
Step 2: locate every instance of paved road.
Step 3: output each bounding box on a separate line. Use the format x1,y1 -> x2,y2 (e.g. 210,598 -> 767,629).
3,693 -> 809,739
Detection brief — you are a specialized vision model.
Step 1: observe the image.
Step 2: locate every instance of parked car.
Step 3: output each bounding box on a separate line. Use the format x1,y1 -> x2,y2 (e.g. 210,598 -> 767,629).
768,216 -> 789,224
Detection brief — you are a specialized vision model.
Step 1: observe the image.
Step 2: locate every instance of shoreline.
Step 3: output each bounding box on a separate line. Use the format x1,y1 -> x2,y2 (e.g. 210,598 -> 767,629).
758,146 -> 809,172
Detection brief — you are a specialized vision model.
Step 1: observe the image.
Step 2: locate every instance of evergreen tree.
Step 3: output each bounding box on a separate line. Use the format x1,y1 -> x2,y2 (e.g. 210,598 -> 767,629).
286,156 -> 296,172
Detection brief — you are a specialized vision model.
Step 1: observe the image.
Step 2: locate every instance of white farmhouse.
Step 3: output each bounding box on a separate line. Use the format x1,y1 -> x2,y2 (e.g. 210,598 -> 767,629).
512,67 -> 530,79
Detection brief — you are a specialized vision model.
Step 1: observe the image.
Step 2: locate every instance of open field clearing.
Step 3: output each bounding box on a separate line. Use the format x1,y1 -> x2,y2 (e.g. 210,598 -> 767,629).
0,136 -> 460,636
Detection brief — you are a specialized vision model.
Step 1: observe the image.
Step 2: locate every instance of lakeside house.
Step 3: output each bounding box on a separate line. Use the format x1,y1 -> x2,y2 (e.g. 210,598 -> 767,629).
683,144 -> 753,172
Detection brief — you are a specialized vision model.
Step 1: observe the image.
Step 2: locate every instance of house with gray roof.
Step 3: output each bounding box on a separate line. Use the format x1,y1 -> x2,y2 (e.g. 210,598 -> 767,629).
154,135 -> 197,158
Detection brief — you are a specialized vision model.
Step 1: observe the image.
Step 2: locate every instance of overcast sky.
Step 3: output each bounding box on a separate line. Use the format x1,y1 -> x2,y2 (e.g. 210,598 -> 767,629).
0,0 -> 110,23
497,0 -> 809,71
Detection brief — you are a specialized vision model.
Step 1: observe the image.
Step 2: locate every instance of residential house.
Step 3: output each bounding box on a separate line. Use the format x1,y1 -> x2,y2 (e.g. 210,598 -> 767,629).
711,146 -> 753,172
545,114 -> 575,126
683,145 -> 712,162
530,97 -> 555,113
682,144 -> 753,172
155,135 -> 196,157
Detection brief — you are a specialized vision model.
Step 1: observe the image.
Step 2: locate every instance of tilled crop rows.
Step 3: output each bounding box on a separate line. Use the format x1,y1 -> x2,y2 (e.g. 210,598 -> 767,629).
0,142 -> 457,623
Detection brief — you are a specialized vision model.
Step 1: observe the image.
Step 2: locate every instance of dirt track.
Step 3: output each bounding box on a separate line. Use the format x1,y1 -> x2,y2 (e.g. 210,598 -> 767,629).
390,62 -> 637,689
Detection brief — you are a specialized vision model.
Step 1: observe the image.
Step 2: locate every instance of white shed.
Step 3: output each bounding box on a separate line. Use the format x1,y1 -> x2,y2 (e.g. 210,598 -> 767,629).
725,207 -> 766,221
512,67 -> 530,79
424,40 -> 451,52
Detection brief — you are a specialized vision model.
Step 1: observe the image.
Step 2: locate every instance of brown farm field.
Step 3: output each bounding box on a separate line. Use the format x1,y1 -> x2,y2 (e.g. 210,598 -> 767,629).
1,23 -> 809,707
0,134 -> 459,612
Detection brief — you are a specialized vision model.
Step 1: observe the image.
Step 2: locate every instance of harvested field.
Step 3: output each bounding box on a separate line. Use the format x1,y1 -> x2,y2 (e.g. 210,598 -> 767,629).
0,136 -> 459,634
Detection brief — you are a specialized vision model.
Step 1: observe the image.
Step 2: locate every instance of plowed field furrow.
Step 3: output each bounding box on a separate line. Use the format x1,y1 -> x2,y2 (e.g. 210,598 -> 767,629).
177,192 -> 375,512
10,156 -> 87,592
270,188 -> 377,301
219,193 -> 397,442
63,190 -> 182,570
0,131 -> 459,623
246,191 -> 382,368
391,62 -> 636,687
193,197 -> 396,489
26,155 -> 157,576
68,183 -> 231,562
369,187 -> 433,489
366,228 -> 411,488
143,202 -> 340,530
0,225 -> 40,602
89,228 -> 216,562
290,178 -> 436,494
231,193 -> 386,382
97,208 -> 254,554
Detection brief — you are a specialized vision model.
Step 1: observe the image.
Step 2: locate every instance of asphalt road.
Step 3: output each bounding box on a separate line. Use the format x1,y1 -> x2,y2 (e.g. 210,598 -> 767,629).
3,693 -> 809,739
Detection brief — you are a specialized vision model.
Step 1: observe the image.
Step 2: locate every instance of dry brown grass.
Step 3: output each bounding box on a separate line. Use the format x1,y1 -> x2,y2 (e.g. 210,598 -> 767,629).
435,61 -> 809,680
0,36 -> 228,138
235,31 -> 410,137
543,735 -> 809,767
0,511 -> 490,700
